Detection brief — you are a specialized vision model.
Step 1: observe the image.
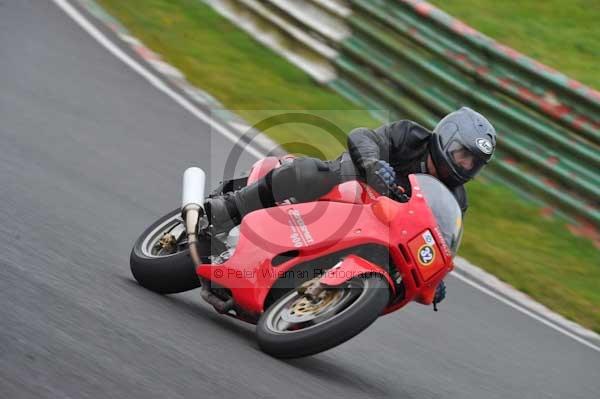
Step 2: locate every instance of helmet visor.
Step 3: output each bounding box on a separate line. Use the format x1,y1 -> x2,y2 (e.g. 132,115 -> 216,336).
446,141 -> 486,178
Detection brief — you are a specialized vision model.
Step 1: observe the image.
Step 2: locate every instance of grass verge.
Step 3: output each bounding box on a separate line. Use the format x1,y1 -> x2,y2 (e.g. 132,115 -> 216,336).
429,0 -> 600,90
97,0 -> 600,332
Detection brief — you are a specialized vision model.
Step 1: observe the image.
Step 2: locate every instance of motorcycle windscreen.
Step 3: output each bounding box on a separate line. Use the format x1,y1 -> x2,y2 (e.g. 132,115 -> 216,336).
412,174 -> 463,256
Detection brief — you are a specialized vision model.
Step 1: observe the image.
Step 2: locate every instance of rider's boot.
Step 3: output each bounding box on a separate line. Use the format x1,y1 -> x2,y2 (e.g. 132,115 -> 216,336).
203,192 -> 240,234
204,178 -> 275,234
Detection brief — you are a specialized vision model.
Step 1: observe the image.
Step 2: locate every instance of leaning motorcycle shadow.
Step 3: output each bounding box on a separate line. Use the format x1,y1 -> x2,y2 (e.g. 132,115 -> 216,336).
122,277 -> 256,345
285,355 -> 394,395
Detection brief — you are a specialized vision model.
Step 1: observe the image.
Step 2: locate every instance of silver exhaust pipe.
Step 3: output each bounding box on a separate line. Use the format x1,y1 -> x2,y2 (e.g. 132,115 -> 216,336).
182,167 -> 206,210
181,167 -> 206,250
181,167 -> 235,313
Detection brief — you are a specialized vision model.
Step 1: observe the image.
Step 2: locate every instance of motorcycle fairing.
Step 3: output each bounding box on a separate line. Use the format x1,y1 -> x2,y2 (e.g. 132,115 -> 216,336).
247,156 -> 280,185
319,254 -> 396,292
196,175 -> 453,316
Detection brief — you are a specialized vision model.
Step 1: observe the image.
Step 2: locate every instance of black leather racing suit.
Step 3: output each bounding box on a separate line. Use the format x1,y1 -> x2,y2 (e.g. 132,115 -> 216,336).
254,121 -> 468,214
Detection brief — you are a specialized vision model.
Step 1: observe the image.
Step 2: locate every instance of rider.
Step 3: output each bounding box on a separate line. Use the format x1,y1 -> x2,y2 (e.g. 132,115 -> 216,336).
205,107 -> 497,303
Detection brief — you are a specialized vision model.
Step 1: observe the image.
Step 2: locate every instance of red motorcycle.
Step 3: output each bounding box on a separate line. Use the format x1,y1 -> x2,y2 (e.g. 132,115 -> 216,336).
130,156 -> 463,358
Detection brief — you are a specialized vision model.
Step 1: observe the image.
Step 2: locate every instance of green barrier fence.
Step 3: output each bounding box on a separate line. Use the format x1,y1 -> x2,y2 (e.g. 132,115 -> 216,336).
209,0 -> 600,229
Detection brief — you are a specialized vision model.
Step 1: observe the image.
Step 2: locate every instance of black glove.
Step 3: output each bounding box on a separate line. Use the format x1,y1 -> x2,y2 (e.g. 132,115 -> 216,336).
365,160 -> 397,196
433,280 -> 446,311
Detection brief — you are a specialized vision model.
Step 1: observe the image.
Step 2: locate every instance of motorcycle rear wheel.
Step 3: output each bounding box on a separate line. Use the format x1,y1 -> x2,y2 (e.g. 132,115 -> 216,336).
130,208 -> 209,294
257,274 -> 390,358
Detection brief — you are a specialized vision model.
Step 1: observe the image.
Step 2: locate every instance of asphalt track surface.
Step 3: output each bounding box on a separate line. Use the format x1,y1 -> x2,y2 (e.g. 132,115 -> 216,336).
1,1 -> 599,398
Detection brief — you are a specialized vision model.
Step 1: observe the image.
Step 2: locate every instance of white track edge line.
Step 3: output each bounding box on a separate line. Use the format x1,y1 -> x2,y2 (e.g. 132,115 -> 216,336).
52,0 -> 264,160
55,0 -> 600,353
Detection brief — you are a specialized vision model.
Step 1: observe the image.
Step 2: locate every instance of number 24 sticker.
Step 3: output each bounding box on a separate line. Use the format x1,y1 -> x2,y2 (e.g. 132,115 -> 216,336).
418,245 -> 435,266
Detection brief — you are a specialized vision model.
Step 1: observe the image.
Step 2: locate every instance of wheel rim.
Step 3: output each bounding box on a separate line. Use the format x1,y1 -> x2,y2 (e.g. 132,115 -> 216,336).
139,213 -> 188,258
264,278 -> 370,334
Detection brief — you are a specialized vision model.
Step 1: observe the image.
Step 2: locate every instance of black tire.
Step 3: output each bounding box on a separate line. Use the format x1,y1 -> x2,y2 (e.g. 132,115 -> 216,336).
130,208 -> 205,294
256,274 -> 390,358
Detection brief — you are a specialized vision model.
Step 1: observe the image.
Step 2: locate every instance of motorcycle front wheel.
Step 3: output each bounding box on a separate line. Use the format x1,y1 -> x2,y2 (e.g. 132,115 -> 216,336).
256,274 -> 390,358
